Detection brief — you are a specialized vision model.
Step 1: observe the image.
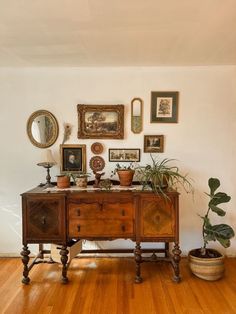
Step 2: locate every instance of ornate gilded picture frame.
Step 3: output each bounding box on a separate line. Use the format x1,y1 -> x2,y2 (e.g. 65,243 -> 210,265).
77,104 -> 124,139
60,144 -> 86,173
151,91 -> 179,123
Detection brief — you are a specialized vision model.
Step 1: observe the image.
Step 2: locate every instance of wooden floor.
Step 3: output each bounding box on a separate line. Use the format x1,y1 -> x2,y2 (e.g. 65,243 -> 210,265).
0,257 -> 236,314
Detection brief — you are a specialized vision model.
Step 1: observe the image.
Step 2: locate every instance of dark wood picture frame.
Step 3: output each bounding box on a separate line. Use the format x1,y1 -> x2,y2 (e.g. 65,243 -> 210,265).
77,104 -> 124,139
60,144 -> 86,173
151,91 -> 178,123
109,148 -> 140,162
144,135 -> 164,153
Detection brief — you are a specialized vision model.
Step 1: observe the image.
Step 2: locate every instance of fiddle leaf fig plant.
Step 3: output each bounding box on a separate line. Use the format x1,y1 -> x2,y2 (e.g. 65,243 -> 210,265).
200,178 -> 235,255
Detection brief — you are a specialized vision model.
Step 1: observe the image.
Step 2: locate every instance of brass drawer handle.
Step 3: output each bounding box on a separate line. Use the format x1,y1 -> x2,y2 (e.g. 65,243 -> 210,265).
121,209 -> 125,216
77,209 -> 80,216
121,224 -> 126,232
41,216 -> 46,225
77,225 -> 81,232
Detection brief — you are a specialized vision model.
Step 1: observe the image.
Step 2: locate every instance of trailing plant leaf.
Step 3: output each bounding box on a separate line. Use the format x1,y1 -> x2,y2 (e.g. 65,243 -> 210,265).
208,178 -> 220,196
209,204 -> 226,216
135,154 -> 193,197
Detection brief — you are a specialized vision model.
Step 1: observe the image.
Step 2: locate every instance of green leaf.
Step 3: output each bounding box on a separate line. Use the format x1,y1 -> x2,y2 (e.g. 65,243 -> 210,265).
204,224 -> 235,248
209,192 -> 231,206
204,233 -> 216,242
209,204 -> 226,216
208,178 -> 220,195
211,224 -> 235,239
217,237 -> 230,248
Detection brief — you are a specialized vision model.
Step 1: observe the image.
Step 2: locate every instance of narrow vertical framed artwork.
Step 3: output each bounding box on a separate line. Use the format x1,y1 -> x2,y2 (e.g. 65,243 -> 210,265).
131,98 -> 143,133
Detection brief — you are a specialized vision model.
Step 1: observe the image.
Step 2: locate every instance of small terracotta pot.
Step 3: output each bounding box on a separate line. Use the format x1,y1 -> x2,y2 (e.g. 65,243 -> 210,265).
117,170 -> 135,186
57,175 -> 70,188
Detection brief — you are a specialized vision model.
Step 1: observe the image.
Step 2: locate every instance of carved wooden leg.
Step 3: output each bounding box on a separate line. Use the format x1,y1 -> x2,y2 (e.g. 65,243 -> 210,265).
172,242 -> 181,283
134,242 -> 143,283
60,245 -> 69,284
165,242 -> 169,258
38,244 -> 44,260
21,245 -> 30,284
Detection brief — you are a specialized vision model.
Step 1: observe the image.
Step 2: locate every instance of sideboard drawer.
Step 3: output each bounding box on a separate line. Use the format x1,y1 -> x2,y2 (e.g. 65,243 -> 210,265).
69,202 -> 134,219
69,219 -> 134,238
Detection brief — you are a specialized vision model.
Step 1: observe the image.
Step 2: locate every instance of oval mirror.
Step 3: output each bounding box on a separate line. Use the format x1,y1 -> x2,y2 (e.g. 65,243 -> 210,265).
27,110 -> 59,148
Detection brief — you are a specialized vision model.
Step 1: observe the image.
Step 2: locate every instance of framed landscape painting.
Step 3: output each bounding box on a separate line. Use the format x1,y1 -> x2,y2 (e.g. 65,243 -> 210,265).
77,104 -> 124,139
144,135 -> 164,153
151,91 -> 178,123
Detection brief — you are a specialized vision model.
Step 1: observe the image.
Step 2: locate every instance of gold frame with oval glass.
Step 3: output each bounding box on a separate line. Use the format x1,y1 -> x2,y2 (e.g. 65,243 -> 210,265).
131,98 -> 143,134
27,110 -> 59,148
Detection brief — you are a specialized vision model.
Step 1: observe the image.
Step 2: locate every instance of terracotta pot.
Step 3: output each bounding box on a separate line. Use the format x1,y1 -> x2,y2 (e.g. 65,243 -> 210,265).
57,175 -> 70,188
188,248 -> 225,281
117,170 -> 135,186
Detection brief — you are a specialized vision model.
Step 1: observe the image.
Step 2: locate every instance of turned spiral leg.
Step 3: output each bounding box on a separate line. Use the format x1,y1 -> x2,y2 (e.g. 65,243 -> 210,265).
21,245 -> 30,284
172,242 -> 181,283
134,242 -> 142,283
60,245 -> 69,284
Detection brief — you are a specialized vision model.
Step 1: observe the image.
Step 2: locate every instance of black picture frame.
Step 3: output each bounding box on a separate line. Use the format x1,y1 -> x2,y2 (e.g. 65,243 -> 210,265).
109,148 -> 140,162
151,91 -> 178,123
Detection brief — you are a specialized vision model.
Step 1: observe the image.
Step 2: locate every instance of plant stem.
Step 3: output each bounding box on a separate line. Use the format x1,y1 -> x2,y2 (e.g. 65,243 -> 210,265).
202,207 -> 211,250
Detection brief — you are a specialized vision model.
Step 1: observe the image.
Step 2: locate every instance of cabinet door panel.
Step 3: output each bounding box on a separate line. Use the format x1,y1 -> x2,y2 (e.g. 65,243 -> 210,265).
24,196 -> 65,242
140,196 -> 177,238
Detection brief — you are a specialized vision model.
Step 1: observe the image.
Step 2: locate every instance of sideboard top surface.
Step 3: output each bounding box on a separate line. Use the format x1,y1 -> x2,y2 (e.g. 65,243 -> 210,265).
21,185 -> 179,197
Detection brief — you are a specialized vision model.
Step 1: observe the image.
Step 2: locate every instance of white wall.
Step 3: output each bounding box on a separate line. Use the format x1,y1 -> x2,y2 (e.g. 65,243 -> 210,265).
0,66 -> 236,256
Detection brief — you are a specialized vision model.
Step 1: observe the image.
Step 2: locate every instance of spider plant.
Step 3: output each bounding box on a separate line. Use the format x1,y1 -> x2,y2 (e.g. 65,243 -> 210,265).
136,154 -> 192,197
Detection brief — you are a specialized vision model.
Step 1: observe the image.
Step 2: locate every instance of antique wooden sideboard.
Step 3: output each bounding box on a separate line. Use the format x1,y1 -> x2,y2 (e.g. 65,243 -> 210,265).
21,186 -> 181,284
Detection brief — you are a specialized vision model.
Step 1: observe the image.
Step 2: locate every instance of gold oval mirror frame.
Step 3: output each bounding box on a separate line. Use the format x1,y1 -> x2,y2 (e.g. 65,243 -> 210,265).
27,110 -> 59,148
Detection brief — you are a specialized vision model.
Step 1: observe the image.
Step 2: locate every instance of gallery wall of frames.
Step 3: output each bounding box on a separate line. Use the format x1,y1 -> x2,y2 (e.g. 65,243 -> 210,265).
27,92 -> 179,176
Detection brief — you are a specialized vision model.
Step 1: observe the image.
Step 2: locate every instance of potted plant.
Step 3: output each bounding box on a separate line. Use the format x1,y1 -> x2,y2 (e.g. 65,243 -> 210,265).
72,172 -> 91,188
56,174 -> 71,188
188,178 -> 235,281
136,154 -> 192,197
112,163 -> 135,186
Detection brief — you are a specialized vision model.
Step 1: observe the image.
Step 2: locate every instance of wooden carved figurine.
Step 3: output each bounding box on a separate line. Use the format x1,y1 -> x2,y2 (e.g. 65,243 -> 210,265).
93,171 -> 105,188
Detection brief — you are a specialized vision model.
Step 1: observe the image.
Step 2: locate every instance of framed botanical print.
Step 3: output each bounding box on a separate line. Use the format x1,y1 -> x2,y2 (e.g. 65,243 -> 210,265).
77,104 -> 124,139
60,144 -> 86,173
151,91 -> 179,123
144,135 -> 164,153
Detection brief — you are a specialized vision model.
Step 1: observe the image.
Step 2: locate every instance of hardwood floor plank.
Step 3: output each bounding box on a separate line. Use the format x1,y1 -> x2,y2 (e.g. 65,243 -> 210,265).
0,257 -> 236,314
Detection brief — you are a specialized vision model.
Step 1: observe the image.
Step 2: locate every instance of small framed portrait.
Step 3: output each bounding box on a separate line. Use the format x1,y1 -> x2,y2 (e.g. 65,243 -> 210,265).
144,135 -> 164,153
60,144 -> 86,173
109,148 -> 141,162
151,91 -> 178,123
77,104 -> 124,139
